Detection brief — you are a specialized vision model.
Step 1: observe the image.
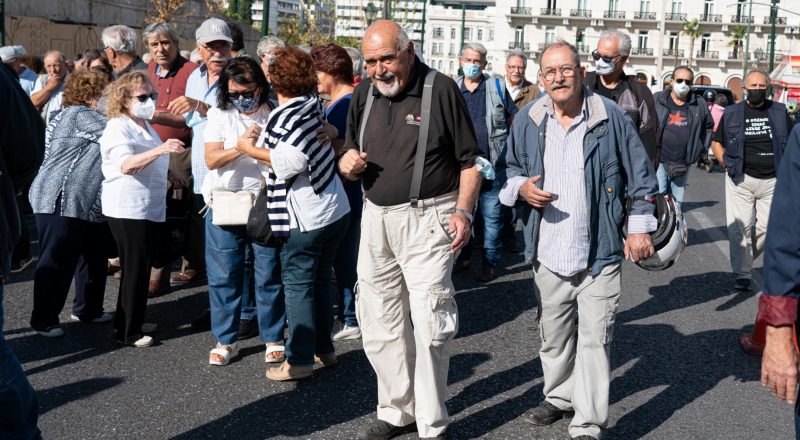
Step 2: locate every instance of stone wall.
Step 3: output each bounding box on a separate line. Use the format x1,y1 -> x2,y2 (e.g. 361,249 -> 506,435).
4,0 -> 264,58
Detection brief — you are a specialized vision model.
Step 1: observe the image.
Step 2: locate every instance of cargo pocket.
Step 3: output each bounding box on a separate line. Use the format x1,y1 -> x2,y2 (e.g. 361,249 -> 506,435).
428,287 -> 458,346
354,282 -> 382,331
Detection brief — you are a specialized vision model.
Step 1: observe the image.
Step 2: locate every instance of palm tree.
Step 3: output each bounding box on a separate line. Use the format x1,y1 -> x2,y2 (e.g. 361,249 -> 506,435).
728,24 -> 748,68
683,19 -> 701,67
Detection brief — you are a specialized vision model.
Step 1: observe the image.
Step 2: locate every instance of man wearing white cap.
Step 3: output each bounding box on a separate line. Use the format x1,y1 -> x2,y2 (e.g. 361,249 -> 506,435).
0,46 -> 36,96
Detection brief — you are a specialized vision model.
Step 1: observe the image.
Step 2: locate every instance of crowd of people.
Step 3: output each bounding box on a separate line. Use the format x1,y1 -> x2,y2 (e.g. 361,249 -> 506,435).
2,15 -> 800,440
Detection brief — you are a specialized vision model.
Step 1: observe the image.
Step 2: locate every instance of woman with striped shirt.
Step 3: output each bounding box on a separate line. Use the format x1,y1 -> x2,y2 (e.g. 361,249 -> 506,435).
236,47 -> 350,381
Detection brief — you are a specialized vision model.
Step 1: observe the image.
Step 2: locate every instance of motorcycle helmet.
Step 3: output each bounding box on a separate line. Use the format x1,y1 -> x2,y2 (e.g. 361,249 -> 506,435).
703,89 -> 717,103
624,194 -> 687,271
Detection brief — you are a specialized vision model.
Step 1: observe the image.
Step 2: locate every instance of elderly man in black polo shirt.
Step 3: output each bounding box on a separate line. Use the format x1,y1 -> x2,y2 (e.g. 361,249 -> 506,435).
339,19 -> 482,440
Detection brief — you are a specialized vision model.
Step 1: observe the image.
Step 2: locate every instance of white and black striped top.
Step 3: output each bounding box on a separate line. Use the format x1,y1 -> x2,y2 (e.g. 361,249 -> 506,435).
263,95 -> 335,236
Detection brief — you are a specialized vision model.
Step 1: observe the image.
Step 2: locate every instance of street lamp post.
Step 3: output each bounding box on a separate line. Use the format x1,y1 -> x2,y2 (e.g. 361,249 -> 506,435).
261,0 -> 271,36
365,2 -> 379,26
0,0 -> 5,46
383,0 -> 392,20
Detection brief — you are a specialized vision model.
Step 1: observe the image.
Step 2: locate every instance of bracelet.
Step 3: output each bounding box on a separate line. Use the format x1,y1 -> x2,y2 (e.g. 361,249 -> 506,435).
454,208 -> 474,224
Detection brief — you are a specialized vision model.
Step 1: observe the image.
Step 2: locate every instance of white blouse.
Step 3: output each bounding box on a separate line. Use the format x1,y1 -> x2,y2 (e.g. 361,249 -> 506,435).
99,116 -> 168,222
201,105 -> 271,201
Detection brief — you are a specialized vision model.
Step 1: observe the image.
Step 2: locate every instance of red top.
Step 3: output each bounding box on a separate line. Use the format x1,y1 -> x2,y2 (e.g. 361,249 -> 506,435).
148,56 -> 199,145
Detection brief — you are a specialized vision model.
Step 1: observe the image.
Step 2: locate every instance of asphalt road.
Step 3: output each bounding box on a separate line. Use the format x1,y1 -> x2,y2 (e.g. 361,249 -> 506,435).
2,165 -> 795,440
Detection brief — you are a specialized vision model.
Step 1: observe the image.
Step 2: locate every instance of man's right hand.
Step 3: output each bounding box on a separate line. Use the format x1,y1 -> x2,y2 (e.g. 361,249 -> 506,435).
339,149 -> 368,179
45,74 -> 63,90
762,325 -> 799,404
519,175 -> 553,208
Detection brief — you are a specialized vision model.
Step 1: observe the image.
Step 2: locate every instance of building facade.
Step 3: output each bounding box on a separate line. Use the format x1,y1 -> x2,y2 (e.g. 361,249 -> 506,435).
334,0 -> 426,43
252,0 -> 302,35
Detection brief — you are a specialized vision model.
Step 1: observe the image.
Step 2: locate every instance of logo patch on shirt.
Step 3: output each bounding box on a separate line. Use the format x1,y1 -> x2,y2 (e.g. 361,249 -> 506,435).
405,113 -> 421,126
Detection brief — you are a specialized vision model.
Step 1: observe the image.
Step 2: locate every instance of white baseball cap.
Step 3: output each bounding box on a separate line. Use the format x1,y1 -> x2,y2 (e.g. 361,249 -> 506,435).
195,18 -> 233,45
0,46 -> 18,63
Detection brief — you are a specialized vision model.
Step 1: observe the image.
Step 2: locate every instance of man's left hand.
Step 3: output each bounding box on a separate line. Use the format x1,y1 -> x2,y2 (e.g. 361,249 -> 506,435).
624,232 -> 655,262
448,212 -> 471,252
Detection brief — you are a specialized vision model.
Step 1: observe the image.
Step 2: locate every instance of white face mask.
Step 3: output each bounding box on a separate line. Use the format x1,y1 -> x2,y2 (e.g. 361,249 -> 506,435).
594,58 -> 616,76
132,98 -> 155,120
673,82 -> 690,99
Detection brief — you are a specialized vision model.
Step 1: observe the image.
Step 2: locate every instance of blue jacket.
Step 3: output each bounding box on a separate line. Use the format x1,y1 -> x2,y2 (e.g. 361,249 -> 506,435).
718,100 -> 790,183
761,124 -> 800,327
654,90 -> 714,165
456,74 -> 510,167
499,88 -> 658,274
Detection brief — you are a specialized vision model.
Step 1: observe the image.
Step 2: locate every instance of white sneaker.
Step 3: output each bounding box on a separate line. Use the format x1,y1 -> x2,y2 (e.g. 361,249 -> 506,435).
332,324 -> 361,341
141,323 -> 157,333
133,335 -> 154,348
70,313 -> 113,323
36,326 -> 64,337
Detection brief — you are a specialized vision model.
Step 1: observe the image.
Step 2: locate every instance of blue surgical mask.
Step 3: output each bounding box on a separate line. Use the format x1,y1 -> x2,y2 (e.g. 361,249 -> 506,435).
231,96 -> 259,113
463,64 -> 481,79
594,58 -> 616,76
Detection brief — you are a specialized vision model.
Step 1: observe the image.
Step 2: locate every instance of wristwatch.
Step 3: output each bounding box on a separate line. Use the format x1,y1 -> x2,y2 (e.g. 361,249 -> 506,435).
454,208 -> 474,224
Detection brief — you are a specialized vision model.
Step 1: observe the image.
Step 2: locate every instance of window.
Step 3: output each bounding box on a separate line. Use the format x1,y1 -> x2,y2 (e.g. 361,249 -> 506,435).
703,0 -> 714,16
433,27 -> 443,38
438,60 -> 443,70
449,43 -> 456,56
489,29 -> 494,41
608,0 -> 619,11
701,33 -> 711,52
736,0 -> 746,18
576,27 -> 586,46
638,31 -> 648,49
450,27 -> 456,39
477,29 -> 483,40
578,0 -> 588,10
449,60 -> 454,73
464,27 -> 472,40
515,26 -> 524,43
669,31 -> 678,50
640,0 -> 650,12
546,0 -> 557,8
545,27 -> 555,44
671,0 -> 682,14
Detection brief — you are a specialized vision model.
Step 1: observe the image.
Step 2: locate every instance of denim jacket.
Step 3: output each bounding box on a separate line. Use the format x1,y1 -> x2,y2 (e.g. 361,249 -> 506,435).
456,74 -> 509,167
719,100 -> 790,183
499,88 -> 658,274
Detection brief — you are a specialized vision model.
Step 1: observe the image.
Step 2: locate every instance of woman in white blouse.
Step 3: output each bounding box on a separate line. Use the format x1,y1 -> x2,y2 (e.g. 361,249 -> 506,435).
99,71 -> 185,347
202,57 -> 286,366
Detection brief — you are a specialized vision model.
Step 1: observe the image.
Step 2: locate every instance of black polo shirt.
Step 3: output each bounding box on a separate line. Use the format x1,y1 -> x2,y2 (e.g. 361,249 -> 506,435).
344,57 -> 481,206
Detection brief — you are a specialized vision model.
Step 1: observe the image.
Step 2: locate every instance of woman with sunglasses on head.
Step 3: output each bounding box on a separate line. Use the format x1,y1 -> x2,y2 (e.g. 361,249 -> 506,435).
201,57 -> 286,366
99,71 -> 185,347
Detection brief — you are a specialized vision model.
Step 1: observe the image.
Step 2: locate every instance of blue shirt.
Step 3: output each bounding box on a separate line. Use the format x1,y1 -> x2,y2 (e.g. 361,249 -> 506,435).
18,67 -> 37,96
324,93 -> 362,219
184,64 -> 221,194
460,76 -> 489,155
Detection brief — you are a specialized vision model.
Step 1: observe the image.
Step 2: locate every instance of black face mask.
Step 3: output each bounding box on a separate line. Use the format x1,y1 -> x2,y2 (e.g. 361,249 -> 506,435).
746,88 -> 767,106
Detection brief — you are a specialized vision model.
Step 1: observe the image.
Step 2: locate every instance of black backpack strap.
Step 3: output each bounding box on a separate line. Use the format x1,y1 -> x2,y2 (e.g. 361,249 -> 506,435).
409,69 -> 437,204
358,85 -> 376,153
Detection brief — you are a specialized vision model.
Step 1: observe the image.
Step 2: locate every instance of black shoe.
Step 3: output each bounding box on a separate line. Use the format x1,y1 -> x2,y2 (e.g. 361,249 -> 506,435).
520,401 -> 574,426
357,420 -> 416,440
734,278 -> 752,291
501,239 -> 523,253
453,259 -> 470,274
190,309 -> 211,330
237,317 -> 259,340
10,256 -> 34,273
477,267 -> 497,282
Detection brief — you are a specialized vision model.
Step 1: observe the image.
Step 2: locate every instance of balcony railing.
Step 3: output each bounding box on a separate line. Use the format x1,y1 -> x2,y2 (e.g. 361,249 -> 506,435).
603,10 -> 625,19
665,12 -> 687,21
700,13 -> 722,22
510,7 -> 533,15
777,53 -> 784,62
540,8 -> 561,16
570,8 -> 592,18
696,50 -> 719,59
730,15 -> 754,23
508,41 -> 530,51
663,48 -> 685,57
754,51 -> 768,61
764,16 -> 787,25
631,47 -> 654,56
538,42 -> 548,51
576,44 -> 590,54
728,51 -> 745,60
633,11 -> 657,20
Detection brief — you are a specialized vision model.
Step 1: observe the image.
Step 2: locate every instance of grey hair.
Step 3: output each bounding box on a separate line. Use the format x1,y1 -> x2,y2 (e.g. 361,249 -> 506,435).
539,39 -> 580,67
142,22 -> 180,47
506,49 -> 528,66
745,68 -> 771,84
599,29 -> 632,57
462,42 -> 488,62
344,47 -> 364,78
397,26 -> 411,51
102,25 -> 138,54
43,50 -> 66,64
256,35 -> 286,58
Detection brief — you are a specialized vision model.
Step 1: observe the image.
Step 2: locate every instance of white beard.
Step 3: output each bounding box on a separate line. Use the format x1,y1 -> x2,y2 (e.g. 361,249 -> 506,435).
373,74 -> 401,97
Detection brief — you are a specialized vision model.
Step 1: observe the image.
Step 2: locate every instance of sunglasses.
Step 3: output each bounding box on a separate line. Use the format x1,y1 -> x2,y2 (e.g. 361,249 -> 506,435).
230,89 -> 257,100
132,93 -> 157,103
591,50 -> 621,64
674,78 -> 693,86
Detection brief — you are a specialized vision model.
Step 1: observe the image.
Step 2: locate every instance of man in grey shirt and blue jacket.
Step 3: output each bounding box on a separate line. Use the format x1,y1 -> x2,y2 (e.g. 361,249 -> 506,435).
499,41 -> 658,440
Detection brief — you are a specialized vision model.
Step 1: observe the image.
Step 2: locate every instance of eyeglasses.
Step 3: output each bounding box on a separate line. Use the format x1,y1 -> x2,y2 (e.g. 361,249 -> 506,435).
132,93 -> 157,103
229,89 -> 257,100
506,65 -> 525,71
540,65 -> 579,82
674,78 -> 693,86
591,50 -> 622,64
201,42 -> 230,54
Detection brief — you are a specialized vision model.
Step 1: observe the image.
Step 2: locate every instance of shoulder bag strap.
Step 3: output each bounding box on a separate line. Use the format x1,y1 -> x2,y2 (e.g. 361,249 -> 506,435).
358,85 -> 376,153
409,69 -> 437,204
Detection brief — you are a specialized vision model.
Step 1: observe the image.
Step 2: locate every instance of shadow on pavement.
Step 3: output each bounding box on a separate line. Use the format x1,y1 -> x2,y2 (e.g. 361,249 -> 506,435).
687,225 -> 728,247
37,377 -> 124,415
681,200 -> 719,212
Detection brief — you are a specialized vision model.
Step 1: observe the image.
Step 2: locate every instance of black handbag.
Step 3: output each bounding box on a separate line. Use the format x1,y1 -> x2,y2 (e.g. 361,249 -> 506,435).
664,162 -> 689,178
247,177 -> 295,247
